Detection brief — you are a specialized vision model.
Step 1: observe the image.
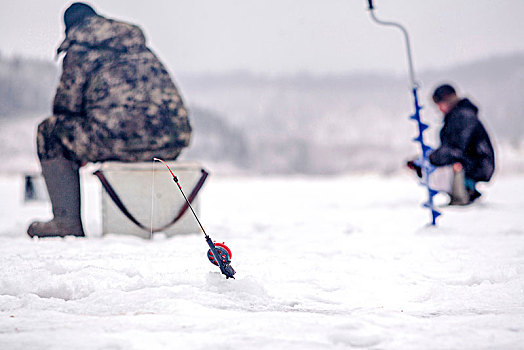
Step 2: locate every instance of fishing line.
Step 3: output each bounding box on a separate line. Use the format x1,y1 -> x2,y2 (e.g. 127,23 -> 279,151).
150,159 -> 155,239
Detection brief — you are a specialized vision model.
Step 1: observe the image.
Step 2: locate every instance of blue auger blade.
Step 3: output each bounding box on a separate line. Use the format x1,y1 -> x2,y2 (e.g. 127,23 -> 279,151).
422,144 -> 432,154
418,180 -> 428,188
412,135 -> 424,143
431,210 -> 442,225
409,87 -> 442,226
425,165 -> 437,175
422,202 -> 431,209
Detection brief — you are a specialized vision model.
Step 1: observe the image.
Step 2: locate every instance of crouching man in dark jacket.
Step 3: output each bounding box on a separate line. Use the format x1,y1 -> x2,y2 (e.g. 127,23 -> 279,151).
428,84 -> 495,205
28,3 -> 192,238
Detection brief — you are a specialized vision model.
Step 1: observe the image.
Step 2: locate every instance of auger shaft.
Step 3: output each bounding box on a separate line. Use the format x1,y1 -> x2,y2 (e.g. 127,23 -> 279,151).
410,88 -> 441,225
366,0 -> 441,225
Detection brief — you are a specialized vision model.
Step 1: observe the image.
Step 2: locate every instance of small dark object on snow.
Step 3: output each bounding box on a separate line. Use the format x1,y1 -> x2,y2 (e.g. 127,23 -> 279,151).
407,160 -> 423,178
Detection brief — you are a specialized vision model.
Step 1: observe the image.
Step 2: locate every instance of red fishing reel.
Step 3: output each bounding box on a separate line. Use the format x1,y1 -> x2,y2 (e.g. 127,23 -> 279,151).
207,242 -> 232,266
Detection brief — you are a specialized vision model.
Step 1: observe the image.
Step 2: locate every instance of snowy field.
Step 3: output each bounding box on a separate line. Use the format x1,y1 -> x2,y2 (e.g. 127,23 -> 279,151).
0,171 -> 523,349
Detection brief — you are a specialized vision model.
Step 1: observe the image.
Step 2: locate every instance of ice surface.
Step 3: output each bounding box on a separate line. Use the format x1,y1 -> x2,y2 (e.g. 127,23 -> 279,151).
0,173 -> 523,349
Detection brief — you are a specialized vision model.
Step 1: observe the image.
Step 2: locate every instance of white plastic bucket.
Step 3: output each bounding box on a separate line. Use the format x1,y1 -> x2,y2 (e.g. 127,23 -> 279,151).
97,161 -> 207,238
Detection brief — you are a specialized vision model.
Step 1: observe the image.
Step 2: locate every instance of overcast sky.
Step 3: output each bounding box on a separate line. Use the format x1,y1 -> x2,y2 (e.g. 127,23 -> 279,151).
1,0 -> 523,75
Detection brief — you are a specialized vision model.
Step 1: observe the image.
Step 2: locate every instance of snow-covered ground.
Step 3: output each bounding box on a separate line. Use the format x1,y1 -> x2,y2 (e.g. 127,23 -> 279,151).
0,170 -> 523,349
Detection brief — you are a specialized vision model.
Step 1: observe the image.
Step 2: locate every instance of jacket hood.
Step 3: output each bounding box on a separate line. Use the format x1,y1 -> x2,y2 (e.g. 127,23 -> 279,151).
454,98 -> 479,115
57,15 -> 146,57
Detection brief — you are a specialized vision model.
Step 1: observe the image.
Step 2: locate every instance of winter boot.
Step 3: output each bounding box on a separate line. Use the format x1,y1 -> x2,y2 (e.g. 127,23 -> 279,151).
449,169 -> 470,206
468,188 -> 482,203
465,178 -> 482,203
27,158 -> 85,238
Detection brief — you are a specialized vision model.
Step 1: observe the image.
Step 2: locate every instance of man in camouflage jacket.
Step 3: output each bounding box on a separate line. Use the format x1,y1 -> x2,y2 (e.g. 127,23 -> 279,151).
28,2 -> 191,238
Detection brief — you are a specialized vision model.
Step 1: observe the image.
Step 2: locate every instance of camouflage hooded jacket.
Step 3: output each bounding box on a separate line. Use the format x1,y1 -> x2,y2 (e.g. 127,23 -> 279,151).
53,14 -> 191,160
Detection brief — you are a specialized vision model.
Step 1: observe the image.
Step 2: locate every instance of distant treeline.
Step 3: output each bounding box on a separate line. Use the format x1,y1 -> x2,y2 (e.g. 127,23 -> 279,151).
177,53 -> 524,173
0,54 -> 58,116
1,52 -> 523,174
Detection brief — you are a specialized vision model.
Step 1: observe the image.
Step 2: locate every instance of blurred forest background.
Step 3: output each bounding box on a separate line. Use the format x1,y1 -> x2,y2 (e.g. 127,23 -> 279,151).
0,51 -> 523,175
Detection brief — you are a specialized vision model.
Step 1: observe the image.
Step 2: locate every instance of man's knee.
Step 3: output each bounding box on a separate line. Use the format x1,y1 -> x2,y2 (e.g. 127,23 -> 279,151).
37,116 -> 58,140
36,116 -> 65,161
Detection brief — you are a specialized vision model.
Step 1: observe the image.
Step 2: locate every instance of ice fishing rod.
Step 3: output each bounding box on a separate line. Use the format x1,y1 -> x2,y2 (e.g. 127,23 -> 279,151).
366,0 -> 441,225
153,157 -> 236,279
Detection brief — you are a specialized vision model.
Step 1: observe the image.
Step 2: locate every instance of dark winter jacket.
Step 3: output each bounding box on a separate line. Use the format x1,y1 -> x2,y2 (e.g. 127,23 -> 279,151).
429,99 -> 495,182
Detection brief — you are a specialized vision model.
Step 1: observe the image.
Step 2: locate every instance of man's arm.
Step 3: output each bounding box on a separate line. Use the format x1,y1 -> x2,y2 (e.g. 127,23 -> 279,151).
429,111 -> 478,166
53,51 -> 89,116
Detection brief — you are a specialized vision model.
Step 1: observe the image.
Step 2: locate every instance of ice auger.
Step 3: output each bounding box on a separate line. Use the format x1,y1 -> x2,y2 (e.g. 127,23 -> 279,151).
366,0 -> 441,225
